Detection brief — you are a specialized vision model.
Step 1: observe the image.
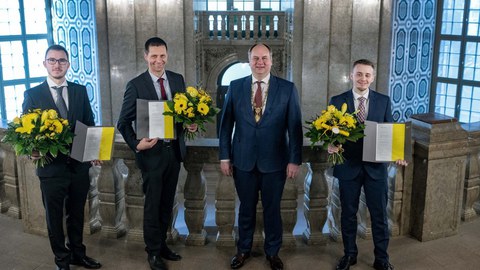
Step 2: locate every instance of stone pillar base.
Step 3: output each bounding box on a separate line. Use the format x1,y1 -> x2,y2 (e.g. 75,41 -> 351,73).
127,229 -> 144,242
186,229 -> 207,246
166,228 -> 179,244
303,229 -> 328,245
101,225 -> 126,239
6,206 -> 21,219
216,231 -> 236,247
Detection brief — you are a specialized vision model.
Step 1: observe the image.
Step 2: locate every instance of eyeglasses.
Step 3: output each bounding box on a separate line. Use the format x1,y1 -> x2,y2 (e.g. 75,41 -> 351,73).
46,58 -> 69,65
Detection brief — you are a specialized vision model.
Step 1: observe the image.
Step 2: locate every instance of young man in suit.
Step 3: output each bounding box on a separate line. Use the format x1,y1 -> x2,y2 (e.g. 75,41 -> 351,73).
218,43 -> 303,270
329,59 -> 407,270
22,45 -> 101,270
117,37 -> 196,270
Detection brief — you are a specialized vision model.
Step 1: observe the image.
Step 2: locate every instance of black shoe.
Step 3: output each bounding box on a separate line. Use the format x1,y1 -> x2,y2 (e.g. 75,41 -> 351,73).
230,253 -> 250,269
70,256 -> 102,269
160,247 -> 182,261
148,255 -> 167,270
373,260 -> 394,270
336,255 -> 357,270
266,255 -> 284,270
56,266 -> 70,270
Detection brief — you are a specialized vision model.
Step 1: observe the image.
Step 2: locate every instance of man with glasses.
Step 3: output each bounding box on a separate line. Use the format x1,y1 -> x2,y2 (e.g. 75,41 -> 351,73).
22,45 -> 102,270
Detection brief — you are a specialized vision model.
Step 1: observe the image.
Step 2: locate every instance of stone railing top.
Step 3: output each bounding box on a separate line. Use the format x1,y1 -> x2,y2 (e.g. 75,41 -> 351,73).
411,113 -> 457,124
461,121 -> 480,133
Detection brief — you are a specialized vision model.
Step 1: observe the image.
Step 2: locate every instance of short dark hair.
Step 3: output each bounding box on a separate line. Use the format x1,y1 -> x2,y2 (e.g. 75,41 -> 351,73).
45,44 -> 69,60
353,59 -> 375,70
248,43 -> 272,59
145,37 -> 168,53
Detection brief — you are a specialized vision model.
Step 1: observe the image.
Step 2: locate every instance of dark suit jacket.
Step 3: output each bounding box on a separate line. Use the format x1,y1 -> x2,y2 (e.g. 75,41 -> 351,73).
22,81 -> 95,177
219,75 -> 303,173
329,89 -> 393,180
117,70 -> 186,172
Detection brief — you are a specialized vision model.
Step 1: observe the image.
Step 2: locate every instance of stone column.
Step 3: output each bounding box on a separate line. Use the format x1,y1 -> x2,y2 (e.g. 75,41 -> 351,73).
215,163 -> 236,247
302,145 -> 329,245
410,113 -> 469,241
0,143 -> 21,218
16,155 -> 47,236
461,122 -> 480,221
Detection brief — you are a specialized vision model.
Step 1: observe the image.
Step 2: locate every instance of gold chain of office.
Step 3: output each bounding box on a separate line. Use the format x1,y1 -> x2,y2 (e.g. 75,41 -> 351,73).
251,82 -> 269,122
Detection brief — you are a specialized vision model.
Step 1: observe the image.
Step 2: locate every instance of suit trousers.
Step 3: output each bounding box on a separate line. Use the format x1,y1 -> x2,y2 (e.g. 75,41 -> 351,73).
338,167 -> 390,262
233,166 -> 286,256
141,144 -> 181,256
39,170 -> 90,267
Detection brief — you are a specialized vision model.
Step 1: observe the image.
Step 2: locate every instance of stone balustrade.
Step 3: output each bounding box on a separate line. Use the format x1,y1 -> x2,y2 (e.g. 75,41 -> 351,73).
198,11 -> 289,42
1,118 -> 479,245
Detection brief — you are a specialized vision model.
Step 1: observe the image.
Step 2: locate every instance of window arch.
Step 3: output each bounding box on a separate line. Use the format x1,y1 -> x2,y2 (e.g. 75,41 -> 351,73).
0,0 -> 52,122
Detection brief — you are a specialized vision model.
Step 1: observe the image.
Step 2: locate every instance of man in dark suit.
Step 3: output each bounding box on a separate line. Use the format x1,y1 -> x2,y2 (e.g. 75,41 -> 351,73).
22,45 -> 101,270
117,37 -> 196,270
219,43 -> 303,270
329,59 -> 407,270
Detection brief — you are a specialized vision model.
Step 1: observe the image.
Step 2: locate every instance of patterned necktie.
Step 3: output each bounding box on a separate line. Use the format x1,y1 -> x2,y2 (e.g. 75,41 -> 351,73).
357,96 -> 366,123
158,78 -> 168,100
254,81 -> 263,122
52,86 -> 68,119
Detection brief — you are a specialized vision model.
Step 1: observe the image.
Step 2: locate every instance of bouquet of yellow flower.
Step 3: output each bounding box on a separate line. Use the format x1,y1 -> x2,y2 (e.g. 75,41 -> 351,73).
163,86 -> 221,140
305,103 -> 365,165
1,109 -> 74,168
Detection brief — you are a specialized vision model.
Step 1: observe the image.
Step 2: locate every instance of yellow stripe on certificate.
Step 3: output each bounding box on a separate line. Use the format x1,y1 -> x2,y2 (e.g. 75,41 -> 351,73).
391,123 -> 405,160
99,127 -> 115,160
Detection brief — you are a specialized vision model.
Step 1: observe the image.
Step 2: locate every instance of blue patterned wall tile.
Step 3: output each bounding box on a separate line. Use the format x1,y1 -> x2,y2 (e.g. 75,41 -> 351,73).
52,0 -> 101,124
389,0 -> 436,122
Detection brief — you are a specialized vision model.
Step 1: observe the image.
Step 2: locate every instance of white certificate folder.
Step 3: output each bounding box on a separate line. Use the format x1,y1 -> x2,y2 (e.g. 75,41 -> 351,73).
71,121 -> 115,162
362,120 -> 412,162
136,99 -> 176,140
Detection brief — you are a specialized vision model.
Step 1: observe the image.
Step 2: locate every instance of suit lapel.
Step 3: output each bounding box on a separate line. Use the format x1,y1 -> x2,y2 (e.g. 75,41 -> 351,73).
241,77 -> 256,125
367,89 -> 376,121
344,90 -> 356,114
142,71 -> 159,100
166,71 -> 180,97
261,75 -> 278,123
66,83 -> 75,121
40,81 -> 57,109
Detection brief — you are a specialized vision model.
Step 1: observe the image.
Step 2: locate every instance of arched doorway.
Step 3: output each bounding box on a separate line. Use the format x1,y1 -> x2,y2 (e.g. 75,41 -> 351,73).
215,62 -> 252,132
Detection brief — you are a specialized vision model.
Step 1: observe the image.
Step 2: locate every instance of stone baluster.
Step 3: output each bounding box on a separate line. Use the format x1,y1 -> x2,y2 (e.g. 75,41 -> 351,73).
388,163 -> 403,236
461,122 -> 480,221
221,14 -> 226,39
228,14 -> 235,39
0,143 -> 21,218
98,157 -> 127,238
123,157 -> 145,242
214,163 -> 236,246
183,161 -> 207,245
86,164 -> 102,234
281,178 -> 298,247
253,14 -> 259,39
303,145 -> 329,245
167,191 -> 179,244
246,15 -> 252,39
326,168 -> 342,242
